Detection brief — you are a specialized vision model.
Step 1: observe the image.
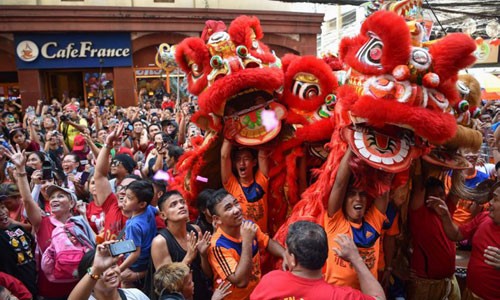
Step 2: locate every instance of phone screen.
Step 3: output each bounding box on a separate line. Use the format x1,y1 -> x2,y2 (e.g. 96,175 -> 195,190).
109,240 -> 136,257
42,162 -> 53,180
79,171 -> 90,185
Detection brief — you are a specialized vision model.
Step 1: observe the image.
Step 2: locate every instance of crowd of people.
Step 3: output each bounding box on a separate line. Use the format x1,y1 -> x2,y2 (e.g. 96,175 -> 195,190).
0,93 -> 499,300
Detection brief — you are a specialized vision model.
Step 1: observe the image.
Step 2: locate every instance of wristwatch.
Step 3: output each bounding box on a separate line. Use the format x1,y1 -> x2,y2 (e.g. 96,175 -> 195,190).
87,267 -> 101,280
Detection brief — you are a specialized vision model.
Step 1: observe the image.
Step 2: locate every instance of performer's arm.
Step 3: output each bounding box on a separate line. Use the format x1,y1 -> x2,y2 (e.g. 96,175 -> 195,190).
410,160 -> 425,210
327,150 -> 352,217
258,149 -> 270,178
221,138 -> 233,186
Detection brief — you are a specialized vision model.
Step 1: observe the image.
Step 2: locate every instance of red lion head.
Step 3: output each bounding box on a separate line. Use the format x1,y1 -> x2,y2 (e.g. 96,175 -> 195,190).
175,16 -> 286,147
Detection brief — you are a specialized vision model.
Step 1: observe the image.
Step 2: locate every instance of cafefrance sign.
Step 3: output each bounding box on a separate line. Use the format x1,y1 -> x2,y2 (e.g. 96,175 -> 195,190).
14,33 -> 132,69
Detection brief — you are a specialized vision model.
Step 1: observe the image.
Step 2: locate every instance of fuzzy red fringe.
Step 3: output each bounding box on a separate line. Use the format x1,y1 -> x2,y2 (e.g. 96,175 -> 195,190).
281,54 -> 338,112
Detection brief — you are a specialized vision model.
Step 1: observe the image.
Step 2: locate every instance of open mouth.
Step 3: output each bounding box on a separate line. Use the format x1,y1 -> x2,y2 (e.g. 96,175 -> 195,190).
343,125 -> 422,173
353,204 -> 363,211
105,274 -> 119,284
0,214 -> 9,226
223,89 -> 286,146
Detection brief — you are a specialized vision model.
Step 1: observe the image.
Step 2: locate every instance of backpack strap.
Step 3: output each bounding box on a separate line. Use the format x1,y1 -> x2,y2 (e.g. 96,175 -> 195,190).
49,215 -> 65,228
117,288 -> 127,300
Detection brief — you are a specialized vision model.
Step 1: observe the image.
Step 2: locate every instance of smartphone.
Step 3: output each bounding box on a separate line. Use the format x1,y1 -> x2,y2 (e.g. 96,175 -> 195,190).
79,171 -> 90,185
42,161 -> 53,180
109,240 -> 136,257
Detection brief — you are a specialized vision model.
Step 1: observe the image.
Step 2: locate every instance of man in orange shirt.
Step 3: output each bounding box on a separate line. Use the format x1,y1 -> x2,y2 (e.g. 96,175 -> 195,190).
207,189 -> 286,300
324,150 -> 390,290
221,138 -> 269,232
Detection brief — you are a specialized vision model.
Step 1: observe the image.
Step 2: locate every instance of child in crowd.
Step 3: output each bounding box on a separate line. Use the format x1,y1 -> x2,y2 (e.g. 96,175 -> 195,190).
154,263 -> 231,300
119,180 -> 157,288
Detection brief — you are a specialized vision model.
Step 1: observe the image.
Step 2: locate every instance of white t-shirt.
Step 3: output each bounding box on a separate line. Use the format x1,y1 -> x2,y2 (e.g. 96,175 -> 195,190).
476,163 -> 496,178
89,288 -> 149,300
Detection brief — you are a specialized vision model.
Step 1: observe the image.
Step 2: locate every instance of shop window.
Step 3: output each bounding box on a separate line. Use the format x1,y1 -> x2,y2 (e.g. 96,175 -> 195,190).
84,72 -> 114,102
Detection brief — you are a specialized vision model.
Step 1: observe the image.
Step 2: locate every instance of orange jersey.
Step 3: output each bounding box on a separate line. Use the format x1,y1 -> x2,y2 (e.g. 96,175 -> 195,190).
378,211 -> 400,271
324,207 -> 386,290
224,171 -> 269,233
208,224 -> 270,300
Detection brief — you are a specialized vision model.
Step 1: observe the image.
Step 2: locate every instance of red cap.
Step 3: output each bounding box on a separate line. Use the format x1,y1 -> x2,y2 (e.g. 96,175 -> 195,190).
66,105 -> 79,112
117,147 -> 134,158
72,134 -> 86,151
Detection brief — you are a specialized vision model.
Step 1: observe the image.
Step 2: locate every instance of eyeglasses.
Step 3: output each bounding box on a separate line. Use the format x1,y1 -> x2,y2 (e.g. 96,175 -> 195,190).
111,160 -> 122,167
62,160 -> 76,163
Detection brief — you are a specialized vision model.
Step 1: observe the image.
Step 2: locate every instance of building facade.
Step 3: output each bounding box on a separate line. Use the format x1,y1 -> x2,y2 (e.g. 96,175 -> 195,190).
0,3 -> 324,108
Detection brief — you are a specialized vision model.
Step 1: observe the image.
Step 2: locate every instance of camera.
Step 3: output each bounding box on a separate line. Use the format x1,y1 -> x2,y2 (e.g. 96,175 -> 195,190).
189,104 -> 196,115
60,114 -> 68,122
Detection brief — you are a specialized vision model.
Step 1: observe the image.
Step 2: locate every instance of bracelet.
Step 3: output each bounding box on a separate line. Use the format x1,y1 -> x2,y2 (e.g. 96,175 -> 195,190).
15,171 -> 27,177
104,144 -> 113,149
87,267 -> 101,280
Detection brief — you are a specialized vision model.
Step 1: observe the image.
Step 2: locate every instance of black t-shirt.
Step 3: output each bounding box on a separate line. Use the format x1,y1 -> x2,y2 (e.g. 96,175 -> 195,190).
0,224 -> 37,296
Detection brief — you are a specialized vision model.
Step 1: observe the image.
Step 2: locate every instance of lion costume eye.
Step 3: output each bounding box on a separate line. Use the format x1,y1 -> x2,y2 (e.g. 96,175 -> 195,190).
291,73 -> 321,100
190,63 -> 203,79
292,81 -> 320,99
356,32 -> 384,68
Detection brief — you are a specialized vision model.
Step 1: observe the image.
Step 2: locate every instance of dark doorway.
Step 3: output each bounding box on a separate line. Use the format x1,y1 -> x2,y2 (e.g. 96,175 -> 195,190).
46,71 -> 84,101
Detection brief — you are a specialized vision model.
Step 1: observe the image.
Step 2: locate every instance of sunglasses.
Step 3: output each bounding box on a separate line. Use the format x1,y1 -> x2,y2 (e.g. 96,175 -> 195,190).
111,160 -> 122,167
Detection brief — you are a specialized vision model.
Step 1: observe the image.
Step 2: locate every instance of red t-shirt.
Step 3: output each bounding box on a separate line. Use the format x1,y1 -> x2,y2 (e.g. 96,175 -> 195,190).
36,217 -> 76,298
0,272 -> 32,300
250,270 -> 375,300
86,201 -> 105,234
409,199 -> 456,279
459,212 -> 500,300
162,101 -> 175,110
99,192 -> 127,241
155,214 -> 166,230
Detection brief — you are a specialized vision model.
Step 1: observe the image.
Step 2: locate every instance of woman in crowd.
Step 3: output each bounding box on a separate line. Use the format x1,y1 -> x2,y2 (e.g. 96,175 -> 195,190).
9,127 -> 40,152
4,144 -> 95,300
70,241 -> 149,300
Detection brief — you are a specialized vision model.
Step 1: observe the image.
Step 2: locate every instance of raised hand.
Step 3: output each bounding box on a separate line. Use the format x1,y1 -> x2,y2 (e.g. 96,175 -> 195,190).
196,231 -> 212,257
333,234 -> 360,263
185,231 -> 199,263
211,280 -> 232,300
105,121 -> 124,146
240,220 -> 257,243
92,240 -> 122,275
2,144 -> 26,169
426,196 -> 450,217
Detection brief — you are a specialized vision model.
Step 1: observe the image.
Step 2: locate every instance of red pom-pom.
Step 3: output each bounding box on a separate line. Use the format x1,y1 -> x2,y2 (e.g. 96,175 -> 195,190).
422,72 -> 440,88
392,65 -> 410,81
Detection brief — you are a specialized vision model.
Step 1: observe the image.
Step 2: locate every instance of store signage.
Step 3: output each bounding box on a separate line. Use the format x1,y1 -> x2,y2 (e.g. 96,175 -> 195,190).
135,68 -> 163,78
14,33 -> 132,69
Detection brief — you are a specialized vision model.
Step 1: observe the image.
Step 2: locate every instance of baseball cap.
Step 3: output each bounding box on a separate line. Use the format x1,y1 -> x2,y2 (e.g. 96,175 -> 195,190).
0,183 -> 20,200
46,185 -> 78,203
65,105 -> 79,112
73,134 -> 86,151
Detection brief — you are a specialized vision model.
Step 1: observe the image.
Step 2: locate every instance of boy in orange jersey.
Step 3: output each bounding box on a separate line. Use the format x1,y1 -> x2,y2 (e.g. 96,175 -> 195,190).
221,138 -> 269,232
324,150 -> 390,290
207,189 -> 286,300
